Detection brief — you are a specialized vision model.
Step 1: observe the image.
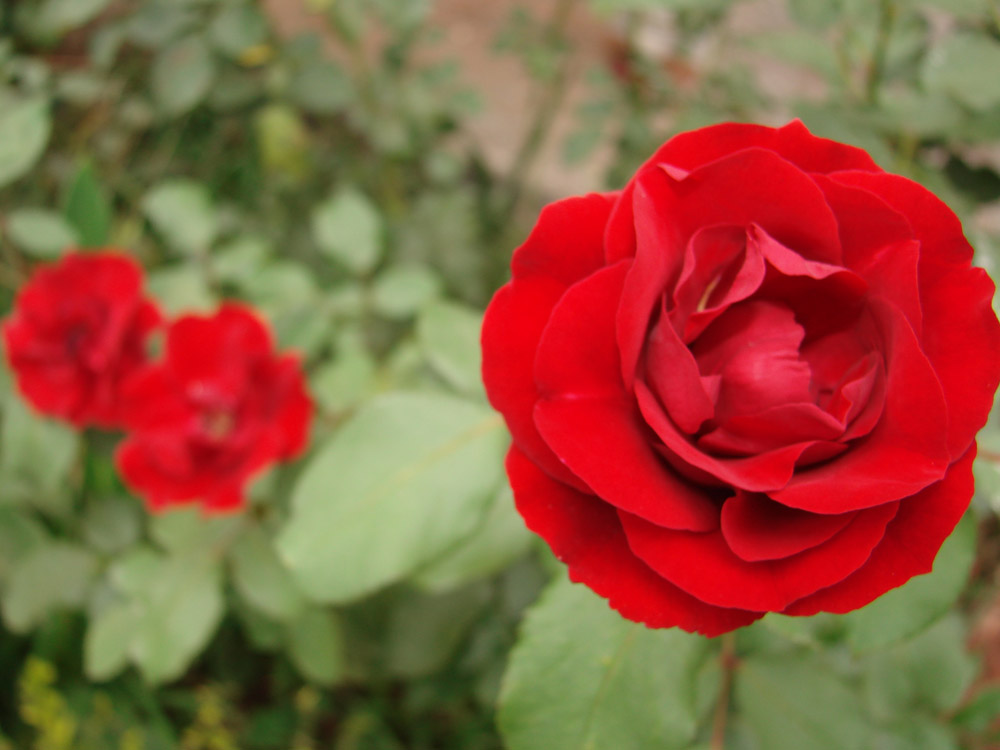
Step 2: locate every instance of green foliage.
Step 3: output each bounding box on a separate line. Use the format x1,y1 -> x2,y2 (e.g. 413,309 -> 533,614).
278,392 -> 507,603
0,0 -> 998,747
499,577 -> 713,750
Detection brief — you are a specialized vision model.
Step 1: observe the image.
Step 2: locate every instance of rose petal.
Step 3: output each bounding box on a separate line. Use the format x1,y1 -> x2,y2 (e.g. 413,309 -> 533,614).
512,193 -> 617,284
506,445 -> 761,636
619,499 -> 898,611
698,402 -> 846,456
784,445 -> 976,616
481,279 -> 589,490
720,492 -> 857,562
637,379 -> 826,492
771,300 -> 950,512
643,297 -> 715,434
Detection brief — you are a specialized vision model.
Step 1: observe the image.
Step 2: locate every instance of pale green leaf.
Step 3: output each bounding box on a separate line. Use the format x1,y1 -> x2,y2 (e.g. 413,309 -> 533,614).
286,607 -> 344,685
842,513 -> 976,651
924,32 -> 1000,111
0,97 -> 51,189
416,300 -> 483,396
130,552 -> 224,683
414,485 -> 531,593
151,34 -> 216,116
85,602 -> 141,681
371,264 -> 442,320
2,542 -> 98,632
736,652 -> 874,750
6,209 -> 78,257
143,179 -> 217,254
278,392 -> 506,603
499,577 -> 711,750
312,187 -> 383,275
229,525 -> 306,622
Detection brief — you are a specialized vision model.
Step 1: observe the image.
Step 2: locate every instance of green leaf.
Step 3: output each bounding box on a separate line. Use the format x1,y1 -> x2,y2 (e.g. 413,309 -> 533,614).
0,508 -> 46,581
146,265 -> 216,315
416,300 -> 483,396
16,0 -> 111,39
499,577 -> 711,750
371,264 -> 442,320
63,162 -> 111,247
924,32 -> 1000,111
289,61 -> 353,114
81,496 -> 142,554
0,97 -> 51,189
385,583 -> 491,678
130,552 -> 224,683
85,602 -> 141,681
109,546 -> 164,597
149,507 -> 242,553
311,187 -> 383,275
841,512 -> 976,651
952,685 -> 1000,732
862,615 -> 977,720
0,397 -> 77,508
286,607 -> 344,685
143,179 -> 217,254
6,209 -> 78,257
229,525 -> 306,622
209,3 -> 268,59
1,542 -> 98,632
278,392 -> 506,603
310,335 -> 376,414
254,104 -> 310,181
414,485 -> 531,593
151,34 -> 216,116
736,652 -> 874,750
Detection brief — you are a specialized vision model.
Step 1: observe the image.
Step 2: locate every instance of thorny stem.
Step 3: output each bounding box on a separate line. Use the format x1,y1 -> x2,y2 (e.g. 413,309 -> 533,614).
865,0 -> 897,105
496,0 -> 579,224
710,633 -> 738,750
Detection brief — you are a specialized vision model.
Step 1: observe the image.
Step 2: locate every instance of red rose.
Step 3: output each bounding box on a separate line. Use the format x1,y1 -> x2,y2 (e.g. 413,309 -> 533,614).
2,252 -> 161,428
482,121 -> 1000,636
116,304 -> 312,513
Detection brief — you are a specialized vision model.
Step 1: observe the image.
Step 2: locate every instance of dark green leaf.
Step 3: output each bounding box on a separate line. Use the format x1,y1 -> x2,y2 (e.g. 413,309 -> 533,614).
63,162 -> 112,247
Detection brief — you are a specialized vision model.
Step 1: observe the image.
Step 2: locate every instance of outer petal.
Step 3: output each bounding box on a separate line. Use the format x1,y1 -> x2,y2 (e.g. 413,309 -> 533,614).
506,446 -> 761,636
784,445 -> 976,615
511,193 -> 617,284
482,279 -> 589,490
534,262 -> 719,531
720,492 -> 856,562
647,120 -> 882,177
830,171 -> 1000,458
619,500 -> 898,611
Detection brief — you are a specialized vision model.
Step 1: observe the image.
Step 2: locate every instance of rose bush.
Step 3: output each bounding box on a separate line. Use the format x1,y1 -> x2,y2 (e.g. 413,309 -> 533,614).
482,121 -> 1000,636
2,252 -> 161,428
116,303 -> 312,513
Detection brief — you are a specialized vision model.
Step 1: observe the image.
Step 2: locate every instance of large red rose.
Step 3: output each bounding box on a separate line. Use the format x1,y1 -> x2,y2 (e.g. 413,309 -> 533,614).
2,252 -> 161,428
116,304 -> 312,513
481,120 -> 1000,636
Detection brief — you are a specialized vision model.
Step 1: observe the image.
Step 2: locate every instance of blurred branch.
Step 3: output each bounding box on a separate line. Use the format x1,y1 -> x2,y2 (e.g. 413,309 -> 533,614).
865,0 -> 897,105
710,632 -> 738,750
495,0 -> 580,225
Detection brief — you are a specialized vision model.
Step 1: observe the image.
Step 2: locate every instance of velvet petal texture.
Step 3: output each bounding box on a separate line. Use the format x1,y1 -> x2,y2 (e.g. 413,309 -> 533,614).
482,119 -> 1000,636
2,252 -> 161,428
116,304 -> 312,514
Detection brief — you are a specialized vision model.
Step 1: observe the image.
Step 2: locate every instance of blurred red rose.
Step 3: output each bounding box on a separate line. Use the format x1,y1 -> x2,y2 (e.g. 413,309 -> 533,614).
116,303 -> 312,513
481,120 -> 1000,636
2,252 -> 161,428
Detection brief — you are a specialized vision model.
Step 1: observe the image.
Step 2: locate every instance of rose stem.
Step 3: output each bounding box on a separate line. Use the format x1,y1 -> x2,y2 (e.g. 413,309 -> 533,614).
709,632 -> 738,750
865,0 -> 897,105
496,0 -> 579,225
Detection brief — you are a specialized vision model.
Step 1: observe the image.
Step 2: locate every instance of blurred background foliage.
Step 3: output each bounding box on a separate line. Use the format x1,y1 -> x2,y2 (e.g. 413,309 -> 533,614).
0,0 -> 999,747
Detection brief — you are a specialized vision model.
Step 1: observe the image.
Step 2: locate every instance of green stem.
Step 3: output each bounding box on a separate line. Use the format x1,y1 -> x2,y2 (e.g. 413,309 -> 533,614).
865,0 -> 897,105
496,0 -> 579,224
710,633 -> 738,750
